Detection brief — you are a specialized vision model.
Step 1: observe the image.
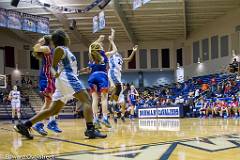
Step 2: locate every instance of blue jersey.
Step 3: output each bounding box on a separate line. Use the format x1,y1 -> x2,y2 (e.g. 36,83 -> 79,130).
89,50 -> 109,73
88,50 -> 109,92
128,89 -> 138,106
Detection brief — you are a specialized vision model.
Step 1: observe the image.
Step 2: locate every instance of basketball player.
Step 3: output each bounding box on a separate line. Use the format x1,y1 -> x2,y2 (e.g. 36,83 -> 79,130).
107,28 -> 138,122
128,85 -> 139,120
14,30 -> 107,139
9,85 -> 21,123
31,35 -> 61,136
80,33 -> 117,129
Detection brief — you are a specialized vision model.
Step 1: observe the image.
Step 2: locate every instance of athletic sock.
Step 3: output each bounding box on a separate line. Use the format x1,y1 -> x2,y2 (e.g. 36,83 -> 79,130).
86,122 -> 94,130
49,116 -> 55,122
103,115 -> 108,121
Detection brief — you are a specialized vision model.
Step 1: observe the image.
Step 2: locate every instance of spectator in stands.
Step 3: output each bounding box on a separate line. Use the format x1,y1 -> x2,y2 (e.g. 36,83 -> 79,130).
27,78 -> 32,89
201,83 -> 209,92
230,95 -> 239,118
175,95 -> 184,105
21,77 -> 26,87
194,89 -> 200,99
0,91 -> 3,103
229,58 -> 239,73
219,100 -> 229,118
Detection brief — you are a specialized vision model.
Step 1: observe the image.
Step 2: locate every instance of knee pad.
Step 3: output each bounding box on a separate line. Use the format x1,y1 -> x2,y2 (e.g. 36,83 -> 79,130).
115,84 -> 122,97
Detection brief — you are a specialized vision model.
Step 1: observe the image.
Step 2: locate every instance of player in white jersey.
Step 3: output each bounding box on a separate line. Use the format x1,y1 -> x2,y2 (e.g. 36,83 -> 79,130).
9,85 -> 21,123
107,29 -> 138,122
14,30 -> 107,139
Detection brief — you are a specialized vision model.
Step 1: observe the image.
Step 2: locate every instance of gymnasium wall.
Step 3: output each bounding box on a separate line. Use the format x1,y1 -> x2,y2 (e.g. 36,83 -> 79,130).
179,8 -> 240,79
79,70 -> 174,88
0,29 -> 38,85
70,40 -> 177,71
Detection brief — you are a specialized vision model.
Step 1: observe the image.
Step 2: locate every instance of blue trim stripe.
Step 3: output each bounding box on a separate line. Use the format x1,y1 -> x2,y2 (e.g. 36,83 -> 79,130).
62,49 -> 83,92
159,142 -> 178,160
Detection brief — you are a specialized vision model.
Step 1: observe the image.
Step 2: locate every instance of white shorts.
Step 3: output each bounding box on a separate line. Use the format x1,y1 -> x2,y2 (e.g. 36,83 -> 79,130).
118,93 -> 125,104
52,73 -> 85,104
108,70 -> 122,88
11,100 -> 20,110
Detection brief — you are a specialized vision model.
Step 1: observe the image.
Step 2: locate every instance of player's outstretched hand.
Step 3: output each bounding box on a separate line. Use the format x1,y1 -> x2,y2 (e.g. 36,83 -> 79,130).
38,37 -> 45,46
111,28 -> 115,34
109,35 -> 113,41
133,45 -> 138,52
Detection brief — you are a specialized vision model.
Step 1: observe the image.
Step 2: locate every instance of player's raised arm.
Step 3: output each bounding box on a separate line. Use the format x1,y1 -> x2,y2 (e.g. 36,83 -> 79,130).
105,36 -> 117,58
108,28 -> 115,51
123,45 -> 138,62
33,37 -> 51,54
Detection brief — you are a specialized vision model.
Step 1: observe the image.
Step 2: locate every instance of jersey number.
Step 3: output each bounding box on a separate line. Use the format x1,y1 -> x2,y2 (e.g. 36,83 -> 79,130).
118,59 -> 122,65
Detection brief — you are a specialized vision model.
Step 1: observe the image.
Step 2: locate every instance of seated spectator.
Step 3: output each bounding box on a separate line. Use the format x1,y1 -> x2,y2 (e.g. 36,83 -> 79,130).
201,83 -> 209,92
229,95 -> 239,118
229,58 -> 239,73
219,100 -> 229,118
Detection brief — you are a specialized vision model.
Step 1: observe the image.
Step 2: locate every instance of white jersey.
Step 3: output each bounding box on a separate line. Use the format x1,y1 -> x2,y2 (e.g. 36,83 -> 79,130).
9,90 -> 20,101
108,52 -> 123,86
52,46 -> 85,104
57,46 -> 78,75
109,52 -> 123,72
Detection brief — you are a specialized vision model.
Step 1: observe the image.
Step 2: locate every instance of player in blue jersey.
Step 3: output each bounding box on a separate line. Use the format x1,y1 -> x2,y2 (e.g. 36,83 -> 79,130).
107,28 -> 138,122
80,33 -> 117,129
14,30 -> 107,139
128,85 -> 139,120
31,35 -> 62,136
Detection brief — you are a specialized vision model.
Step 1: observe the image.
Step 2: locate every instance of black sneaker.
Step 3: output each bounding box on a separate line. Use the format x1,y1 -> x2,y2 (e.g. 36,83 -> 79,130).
14,123 -> 34,139
84,129 -> 107,139
114,117 -> 118,123
121,116 -> 125,122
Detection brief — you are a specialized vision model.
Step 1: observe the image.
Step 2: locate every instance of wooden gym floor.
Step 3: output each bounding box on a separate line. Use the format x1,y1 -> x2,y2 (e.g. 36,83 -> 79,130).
0,118 -> 240,160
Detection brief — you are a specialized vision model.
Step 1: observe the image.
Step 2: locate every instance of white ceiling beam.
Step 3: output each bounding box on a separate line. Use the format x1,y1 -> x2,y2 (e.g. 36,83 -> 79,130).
112,0 -> 137,45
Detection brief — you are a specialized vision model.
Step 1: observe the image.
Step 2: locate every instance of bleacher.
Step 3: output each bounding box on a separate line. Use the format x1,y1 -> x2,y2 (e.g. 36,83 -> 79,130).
0,103 -> 35,120
21,87 -> 76,119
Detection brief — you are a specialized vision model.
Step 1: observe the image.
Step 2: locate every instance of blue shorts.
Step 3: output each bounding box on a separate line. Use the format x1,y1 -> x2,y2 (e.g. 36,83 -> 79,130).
39,74 -> 55,95
130,99 -> 136,106
88,71 -> 109,93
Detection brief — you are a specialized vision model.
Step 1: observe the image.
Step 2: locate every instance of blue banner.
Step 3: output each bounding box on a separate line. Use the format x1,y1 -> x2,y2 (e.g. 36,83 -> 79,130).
0,8 -> 7,27
0,8 -> 49,34
138,107 -> 181,118
98,11 -> 105,31
7,10 -> 22,30
93,15 -> 98,33
36,16 -> 49,34
22,13 -> 37,32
